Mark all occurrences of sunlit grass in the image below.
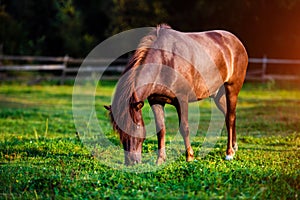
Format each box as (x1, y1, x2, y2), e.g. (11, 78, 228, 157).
(0, 82, 299, 199)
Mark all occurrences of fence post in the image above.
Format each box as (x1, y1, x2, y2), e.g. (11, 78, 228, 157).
(262, 55, 267, 82)
(60, 55, 69, 85)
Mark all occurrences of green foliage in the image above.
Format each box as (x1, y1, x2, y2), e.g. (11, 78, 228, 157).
(1, 1, 300, 58)
(107, 0, 169, 35)
(0, 0, 101, 56)
(0, 82, 299, 199)
(0, 5, 24, 54)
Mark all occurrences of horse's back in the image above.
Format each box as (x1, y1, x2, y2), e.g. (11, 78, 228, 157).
(156, 28, 248, 93)
(157, 28, 247, 76)
(139, 28, 248, 101)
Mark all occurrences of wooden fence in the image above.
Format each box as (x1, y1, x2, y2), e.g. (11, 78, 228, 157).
(247, 55, 300, 81)
(1, 55, 300, 83)
(0, 55, 127, 83)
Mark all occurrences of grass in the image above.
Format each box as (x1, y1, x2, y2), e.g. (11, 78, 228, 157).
(0, 81, 299, 199)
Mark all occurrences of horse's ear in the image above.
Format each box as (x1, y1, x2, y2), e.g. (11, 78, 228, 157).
(132, 101, 144, 110)
(104, 105, 111, 111)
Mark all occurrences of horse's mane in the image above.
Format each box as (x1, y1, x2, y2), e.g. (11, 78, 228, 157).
(123, 24, 171, 74)
(109, 24, 171, 140)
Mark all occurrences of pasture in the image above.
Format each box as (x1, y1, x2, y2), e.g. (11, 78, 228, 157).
(0, 81, 299, 199)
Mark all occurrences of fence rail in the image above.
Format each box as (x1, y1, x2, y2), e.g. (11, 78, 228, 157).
(247, 56, 300, 81)
(0, 55, 128, 64)
(1, 55, 300, 83)
(0, 65, 65, 71)
(249, 57, 300, 65)
(0, 55, 128, 83)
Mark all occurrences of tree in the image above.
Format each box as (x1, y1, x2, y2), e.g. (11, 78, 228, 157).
(0, 5, 23, 55)
(0, 0, 102, 56)
(107, 0, 169, 35)
(1, 0, 300, 58)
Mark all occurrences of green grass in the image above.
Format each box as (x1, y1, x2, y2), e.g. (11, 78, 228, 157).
(0, 82, 299, 199)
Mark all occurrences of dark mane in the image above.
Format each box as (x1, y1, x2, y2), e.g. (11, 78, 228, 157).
(109, 24, 172, 140)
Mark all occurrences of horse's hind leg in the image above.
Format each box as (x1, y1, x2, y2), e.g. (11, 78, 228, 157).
(225, 84, 240, 160)
(151, 103, 167, 165)
(214, 85, 238, 160)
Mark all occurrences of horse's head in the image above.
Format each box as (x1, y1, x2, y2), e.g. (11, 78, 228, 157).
(104, 101, 146, 165)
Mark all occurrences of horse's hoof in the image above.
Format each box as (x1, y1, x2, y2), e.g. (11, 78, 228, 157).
(225, 155, 234, 160)
(186, 155, 194, 162)
(156, 157, 166, 165)
(186, 146, 194, 162)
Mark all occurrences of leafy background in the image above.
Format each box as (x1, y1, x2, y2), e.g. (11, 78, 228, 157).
(1, 0, 300, 58)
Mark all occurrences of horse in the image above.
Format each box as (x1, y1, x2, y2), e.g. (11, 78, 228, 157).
(105, 24, 248, 165)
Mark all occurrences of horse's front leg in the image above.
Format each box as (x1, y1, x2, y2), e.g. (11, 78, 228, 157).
(151, 103, 167, 165)
(176, 99, 194, 162)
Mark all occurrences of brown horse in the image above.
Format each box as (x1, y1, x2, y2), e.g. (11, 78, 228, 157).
(105, 24, 248, 165)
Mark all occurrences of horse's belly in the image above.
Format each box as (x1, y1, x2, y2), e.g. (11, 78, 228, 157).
(176, 64, 224, 102)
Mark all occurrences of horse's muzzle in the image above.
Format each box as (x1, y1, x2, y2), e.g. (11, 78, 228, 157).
(124, 151, 142, 165)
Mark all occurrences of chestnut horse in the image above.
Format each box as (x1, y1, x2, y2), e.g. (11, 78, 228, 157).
(105, 24, 248, 165)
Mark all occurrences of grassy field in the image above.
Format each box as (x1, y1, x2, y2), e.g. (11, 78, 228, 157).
(0, 81, 299, 199)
